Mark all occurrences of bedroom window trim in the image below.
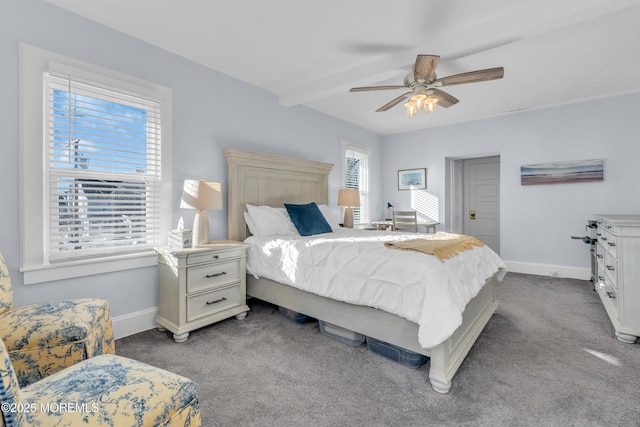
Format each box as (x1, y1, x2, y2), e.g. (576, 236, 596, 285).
(341, 139, 370, 224)
(19, 43, 173, 285)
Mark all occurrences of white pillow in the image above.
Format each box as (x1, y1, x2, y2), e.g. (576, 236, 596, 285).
(318, 204, 342, 231)
(243, 211, 259, 236)
(245, 204, 299, 237)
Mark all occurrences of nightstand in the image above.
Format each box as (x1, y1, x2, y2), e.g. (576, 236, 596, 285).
(155, 240, 250, 342)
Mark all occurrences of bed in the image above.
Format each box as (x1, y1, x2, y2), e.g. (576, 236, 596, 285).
(225, 148, 506, 393)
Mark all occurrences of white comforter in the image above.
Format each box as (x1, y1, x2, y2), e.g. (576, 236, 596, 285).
(245, 229, 507, 349)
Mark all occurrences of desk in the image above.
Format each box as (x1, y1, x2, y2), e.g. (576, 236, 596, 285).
(371, 220, 439, 234)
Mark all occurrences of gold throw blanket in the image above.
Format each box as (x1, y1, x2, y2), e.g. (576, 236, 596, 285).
(384, 232, 485, 262)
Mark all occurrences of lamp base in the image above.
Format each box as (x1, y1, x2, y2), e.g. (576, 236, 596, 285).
(343, 207, 354, 229)
(192, 210, 210, 247)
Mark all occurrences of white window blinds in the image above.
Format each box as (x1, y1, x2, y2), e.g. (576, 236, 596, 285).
(45, 71, 162, 261)
(344, 145, 370, 224)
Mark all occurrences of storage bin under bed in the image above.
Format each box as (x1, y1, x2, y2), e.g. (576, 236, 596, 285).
(319, 321, 366, 346)
(366, 337, 428, 368)
(278, 306, 315, 324)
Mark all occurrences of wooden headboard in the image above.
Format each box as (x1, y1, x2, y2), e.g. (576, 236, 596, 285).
(225, 148, 334, 241)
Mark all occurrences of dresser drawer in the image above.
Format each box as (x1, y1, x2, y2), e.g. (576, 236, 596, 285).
(595, 244, 605, 264)
(186, 248, 243, 266)
(187, 259, 241, 293)
(597, 243, 617, 290)
(598, 228, 618, 256)
(604, 235, 618, 256)
(601, 221, 618, 234)
(599, 278, 619, 319)
(187, 284, 241, 322)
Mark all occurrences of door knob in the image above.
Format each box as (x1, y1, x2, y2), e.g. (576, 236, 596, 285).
(470, 210, 476, 220)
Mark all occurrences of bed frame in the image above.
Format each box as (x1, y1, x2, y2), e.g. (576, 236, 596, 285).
(225, 148, 498, 393)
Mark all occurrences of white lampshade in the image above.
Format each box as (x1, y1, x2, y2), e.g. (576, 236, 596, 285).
(180, 180, 222, 211)
(337, 189, 360, 208)
(338, 189, 360, 229)
(180, 180, 222, 247)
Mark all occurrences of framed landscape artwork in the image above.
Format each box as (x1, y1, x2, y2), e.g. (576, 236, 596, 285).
(398, 168, 426, 190)
(520, 159, 604, 185)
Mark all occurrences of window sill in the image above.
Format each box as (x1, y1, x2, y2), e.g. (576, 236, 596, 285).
(21, 251, 158, 285)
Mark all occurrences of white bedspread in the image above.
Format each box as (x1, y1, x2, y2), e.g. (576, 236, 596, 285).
(245, 229, 507, 349)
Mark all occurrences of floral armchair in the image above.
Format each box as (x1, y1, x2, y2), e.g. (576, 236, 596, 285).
(0, 252, 115, 387)
(0, 338, 201, 426)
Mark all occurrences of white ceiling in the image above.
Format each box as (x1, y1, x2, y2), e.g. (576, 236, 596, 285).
(46, 0, 640, 135)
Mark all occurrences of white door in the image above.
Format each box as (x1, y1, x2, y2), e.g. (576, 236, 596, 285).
(463, 156, 500, 254)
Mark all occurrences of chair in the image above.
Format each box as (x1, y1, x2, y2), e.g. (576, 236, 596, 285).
(392, 211, 418, 232)
(0, 252, 115, 387)
(0, 338, 201, 426)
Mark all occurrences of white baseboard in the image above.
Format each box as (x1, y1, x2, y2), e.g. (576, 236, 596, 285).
(112, 307, 157, 340)
(504, 260, 591, 281)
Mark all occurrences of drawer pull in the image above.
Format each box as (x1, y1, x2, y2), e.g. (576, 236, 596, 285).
(606, 265, 615, 271)
(596, 254, 603, 259)
(601, 237, 607, 241)
(206, 297, 227, 305)
(205, 272, 227, 278)
(607, 242, 616, 247)
(606, 291, 616, 299)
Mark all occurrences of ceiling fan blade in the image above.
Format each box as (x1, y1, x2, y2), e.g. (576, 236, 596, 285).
(430, 89, 459, 108)
(350, 85, 407, 92)
(376, 91, 413, 112)
(414, 55, 439, 83)
(439, 67, 504, 86)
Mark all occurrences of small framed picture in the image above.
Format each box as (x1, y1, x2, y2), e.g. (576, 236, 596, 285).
(398, 168, 426, 190)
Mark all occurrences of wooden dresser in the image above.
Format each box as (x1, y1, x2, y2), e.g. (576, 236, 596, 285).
(594, 214, 640, 343)
(155, 241, 250, 342)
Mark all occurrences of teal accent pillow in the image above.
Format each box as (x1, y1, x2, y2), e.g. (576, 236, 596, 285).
(284, 202, 332, 236)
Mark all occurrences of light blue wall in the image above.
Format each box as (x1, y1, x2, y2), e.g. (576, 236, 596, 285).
(381, 95, 640, 270)
(0, 1, 382, 315)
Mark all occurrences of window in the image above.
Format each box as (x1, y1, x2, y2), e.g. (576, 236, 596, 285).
(20, 44, 172, 284)
(341, 140, 370, 224)
(46, 72, 162, 261)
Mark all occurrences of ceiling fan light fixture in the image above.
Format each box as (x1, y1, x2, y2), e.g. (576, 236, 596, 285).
(404, 99, 418, 116)
(405, 93, 438, 116)
(423, 96, 438, 113)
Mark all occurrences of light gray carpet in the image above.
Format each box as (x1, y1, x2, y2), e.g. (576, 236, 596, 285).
(116, 273, 640, 426)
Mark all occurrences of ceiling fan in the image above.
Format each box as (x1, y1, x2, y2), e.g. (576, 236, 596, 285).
(350, 55, 504, 115)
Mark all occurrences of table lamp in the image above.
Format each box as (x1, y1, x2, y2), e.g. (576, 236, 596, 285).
(338, 189, 360, 228)
(180, 179, 222, 247)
